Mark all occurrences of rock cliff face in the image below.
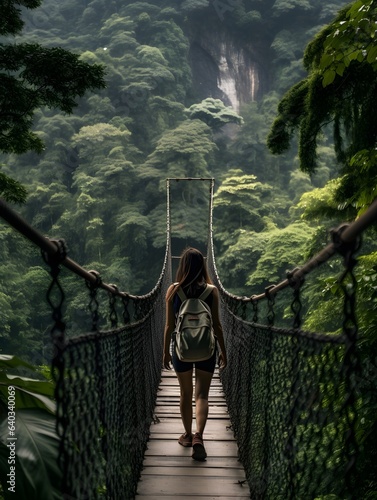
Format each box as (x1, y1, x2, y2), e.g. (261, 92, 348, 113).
(188, 28, 264, 111)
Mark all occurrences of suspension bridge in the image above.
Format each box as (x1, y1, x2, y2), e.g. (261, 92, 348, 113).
(0, 178, 376, 499)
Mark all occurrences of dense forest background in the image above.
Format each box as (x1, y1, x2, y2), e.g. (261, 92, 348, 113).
(1, 0, 376, 362)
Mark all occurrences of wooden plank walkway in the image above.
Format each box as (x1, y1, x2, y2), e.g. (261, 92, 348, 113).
(137, 369, 250, 498)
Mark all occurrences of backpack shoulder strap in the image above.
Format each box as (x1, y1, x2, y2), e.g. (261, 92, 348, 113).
(199, 284, 215, 301)
(177, 287, 187, 302)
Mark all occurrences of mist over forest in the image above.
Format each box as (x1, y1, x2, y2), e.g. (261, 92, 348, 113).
(1, 0, 376, 362)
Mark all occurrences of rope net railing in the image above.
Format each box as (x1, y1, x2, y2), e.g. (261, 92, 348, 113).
(0, 196, 172, 499)
(1, 185, 376, 499)
(207, 190, 377, 499)
(56, 290, 169, 498)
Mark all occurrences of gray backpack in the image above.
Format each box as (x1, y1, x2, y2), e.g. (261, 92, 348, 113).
(174, 284, 216, 362)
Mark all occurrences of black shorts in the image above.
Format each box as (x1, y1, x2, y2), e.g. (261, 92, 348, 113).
(172, 345, 217, 373)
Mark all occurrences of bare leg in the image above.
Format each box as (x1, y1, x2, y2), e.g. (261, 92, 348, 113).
(194, 368, 214, 436)
(176, 369, 193, 436)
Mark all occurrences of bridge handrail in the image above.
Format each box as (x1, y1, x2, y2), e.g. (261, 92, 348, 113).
(209, 196, 377, 303)
(0, 197, 170, 301)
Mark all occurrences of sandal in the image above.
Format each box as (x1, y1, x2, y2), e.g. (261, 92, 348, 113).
(178, 432, 193, 447)
(192, 432, 207, 461)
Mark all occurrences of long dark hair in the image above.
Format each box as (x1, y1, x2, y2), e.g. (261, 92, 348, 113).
(167, 247, 212, 300)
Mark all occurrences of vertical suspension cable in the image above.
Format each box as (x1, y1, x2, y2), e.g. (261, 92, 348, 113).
(207, 178, 221, 289)
(166, 178, 172, 283)
(207, 178, 215, 261)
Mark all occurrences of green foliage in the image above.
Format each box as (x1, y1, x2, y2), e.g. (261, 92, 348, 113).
(268, 0, 377, 213)
(0, 356, 61, 499)
(120, 2, 160, 18)
(267, 78, 309, 156)
(0, 0, 106, 205)
(214, 170, 277, 233)
(287, 181, 377, 337)
(246, 221, 317, 287)
(0, 0, 43, 36)
(0, 43, 106, 155)
(347, 149, 377, 212)
(0, 0, 359, 359)
(212, 168, 294, 294)
(271, 30, 303, 62)
(309, 0, 377, 85)
(181, 0, 209, 12)
(0, 227, 50, 361)
(356, 251, 377, 343)
(71, 123, 131, 159)
(0, 171, 27, 203)
(142, 119, 216, 175)
(186, 98, 243, 130)
(287, 169, 314, 204)
(296, 178, 347, 221)
(272, 0, 313, 17)
(302, 272, 344, 334)
(214, 228, 270, 295)
(230, 94, 299, 186)
(0, 356, 55, 413)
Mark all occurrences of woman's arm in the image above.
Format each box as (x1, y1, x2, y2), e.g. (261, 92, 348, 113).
(211, 287, 227, 369)
(163, 284, 176, 370)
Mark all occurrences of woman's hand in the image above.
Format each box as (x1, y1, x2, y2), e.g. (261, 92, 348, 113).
(218, 352, 227, 369)
(163, 352, 172, 370)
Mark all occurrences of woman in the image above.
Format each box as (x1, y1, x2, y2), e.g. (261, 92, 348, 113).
(163, 247, 227, 461)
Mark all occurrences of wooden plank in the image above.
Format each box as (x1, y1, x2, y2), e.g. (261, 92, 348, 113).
(154, 407, 228, 416)
(137, 496, 249, 500)
(158, 383, 223, 390)
(155, 400, 227, 406)
(158, 375, 223, 382)
(137, 496, 249, 499)
(156, 399, 226, 406)
(148, 434, 234, 443)
(138, 369, 250, 498)
(158, 382, 223, 389)
(153, 414, 230, 422)
(157, 391, 225, 398)
(142, 456, 244, 469)
(149, 420, 234, 435)
(158, 390, 225, 398)
(137, 476, 250, 497)
(141, 467, 246, 478)
(158, 380, 223, 388)
(158, 387, 223, 395)
(158, 376, 223, 382)
(150, 428, 232, 440)
(145, 440, 239, 458)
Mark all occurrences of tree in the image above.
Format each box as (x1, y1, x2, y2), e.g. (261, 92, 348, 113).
(245, 221, 317, 287)
(230, 95, 296, 186)
(180, 0, 209, 13)
(142, 119, 217, 177)
(140, 119, 217, 251)
(212, 169, 292, 293)
(186, 98, 243, 130)
(267, 0, 377, 213)
(271, 0, 313, 17)
(214, 170, 279, 233)
(0, 0, 106, 201)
